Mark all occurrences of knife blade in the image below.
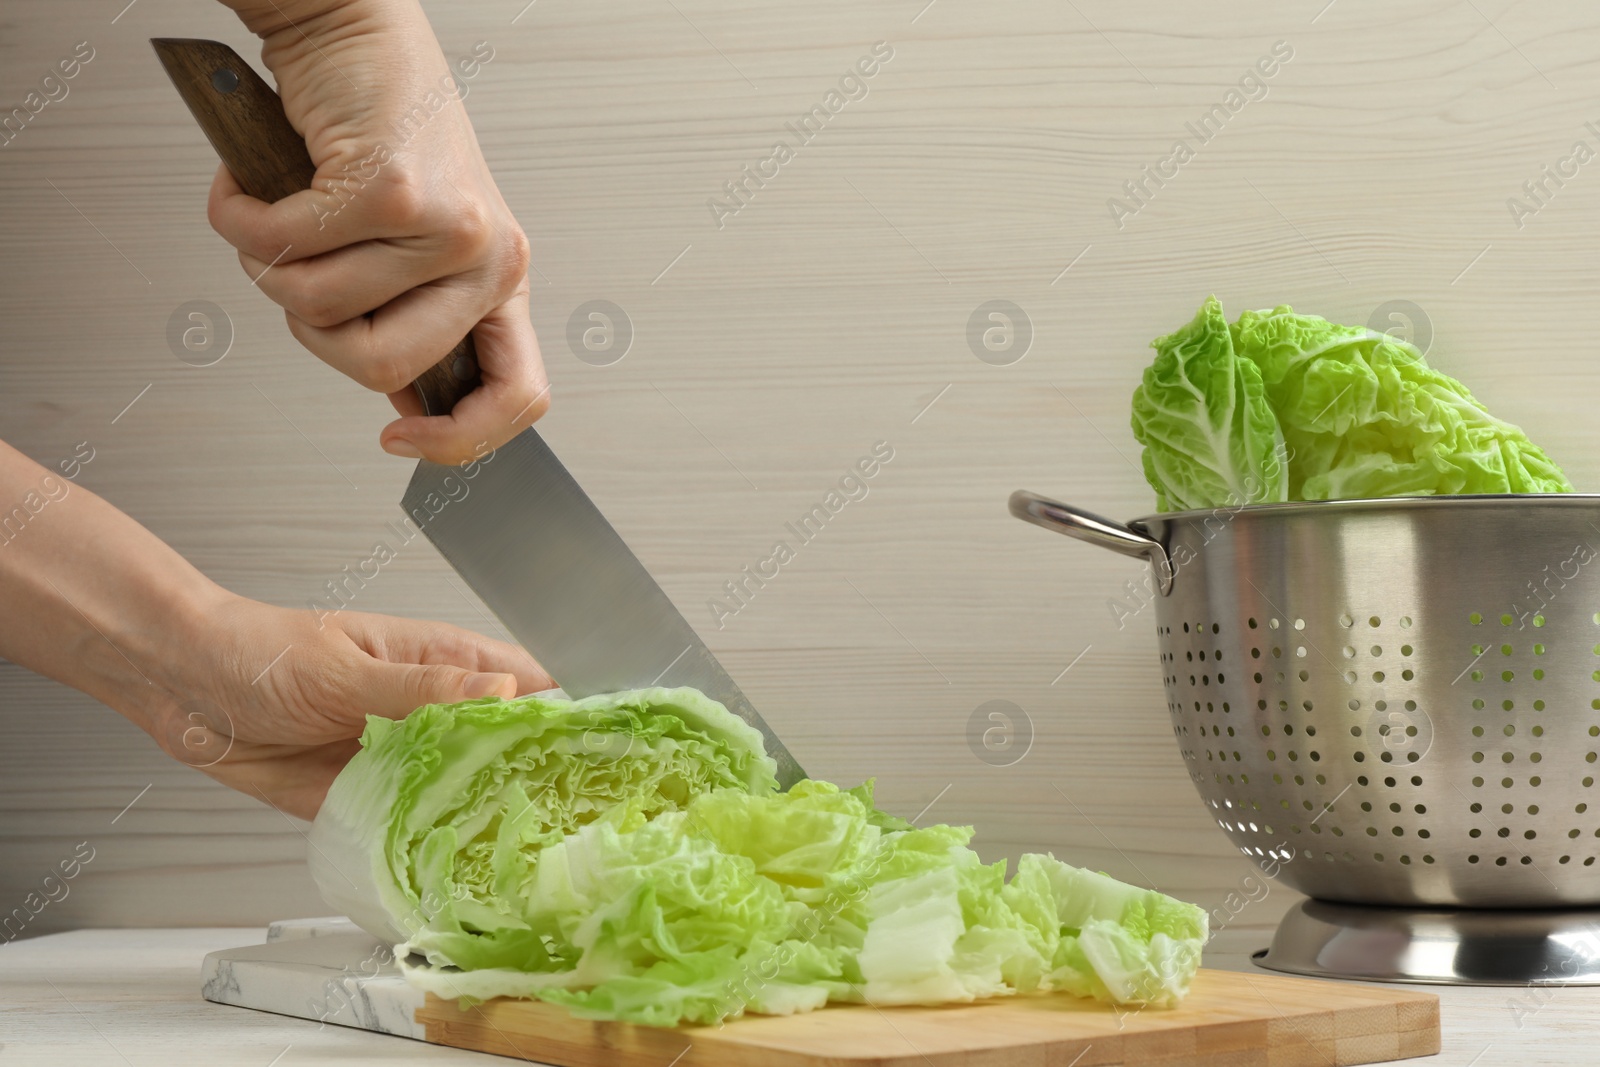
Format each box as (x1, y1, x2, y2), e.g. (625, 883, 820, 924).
(402, 440, 802, 788)
(153, 37, 804, 788)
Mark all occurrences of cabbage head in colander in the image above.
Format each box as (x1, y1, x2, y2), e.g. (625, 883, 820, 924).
(1131, 296, 1572, 510)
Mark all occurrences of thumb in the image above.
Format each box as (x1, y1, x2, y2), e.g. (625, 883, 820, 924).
(364, 660, 518, 720)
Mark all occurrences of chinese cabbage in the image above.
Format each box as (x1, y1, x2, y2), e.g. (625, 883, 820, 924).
(1131, 296, 1571, 510)
(309, 689, 1208, 1026)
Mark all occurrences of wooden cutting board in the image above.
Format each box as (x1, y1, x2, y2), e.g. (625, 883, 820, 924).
(204, 921, 1438, 1066)
(415, 967, 1440, 1067)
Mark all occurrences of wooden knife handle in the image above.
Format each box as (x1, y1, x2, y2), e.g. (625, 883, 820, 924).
(150, 37, 478, 417)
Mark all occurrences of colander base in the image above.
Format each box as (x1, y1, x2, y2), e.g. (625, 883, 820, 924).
(1253, 898, 1600, 985)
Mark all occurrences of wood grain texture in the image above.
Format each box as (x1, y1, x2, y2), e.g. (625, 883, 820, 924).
(412, 969, 1439, 1067)
(148, 37, 316, 202)
(5, 0, 1600, 936)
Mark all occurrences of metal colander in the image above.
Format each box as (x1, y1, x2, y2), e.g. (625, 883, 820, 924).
(1011, 490, 1600, 909)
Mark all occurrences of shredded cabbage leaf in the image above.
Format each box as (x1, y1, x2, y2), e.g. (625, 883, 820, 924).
(1131, 296, 1572, 510)
(309, 688, 1207, 1026)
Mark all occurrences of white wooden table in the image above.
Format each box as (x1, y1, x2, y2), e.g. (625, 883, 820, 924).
(0, 925, 1584, 1065)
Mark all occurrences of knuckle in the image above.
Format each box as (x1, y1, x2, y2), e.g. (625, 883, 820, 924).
(499, 225, 532, 285)
(303, 306, 347, 331)
(360, 356, 414, 395)
(322, 330, 410, 394)
(415, 664, 462, 704)
(285, 279, 346, 330)
(515, 385, 551, 427)
(500, 382, 550, 436)
(222, 217, 289, 266)
(205, 195, 229, 239)
(370, 170, 430, 230)
(444, 198, 494, 258)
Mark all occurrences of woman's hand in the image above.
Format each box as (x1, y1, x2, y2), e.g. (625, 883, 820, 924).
(0, 439, 549, 820)
(212, 0, 548, 463)
(151, 599, 550, 819)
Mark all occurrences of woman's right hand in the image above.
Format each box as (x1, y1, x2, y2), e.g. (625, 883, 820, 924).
(211, 0, 548, 464)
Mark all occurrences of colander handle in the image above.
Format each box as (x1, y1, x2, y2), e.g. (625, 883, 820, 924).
(1008, 491, 1173, 595)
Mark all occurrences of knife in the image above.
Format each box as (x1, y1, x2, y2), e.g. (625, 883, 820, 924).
(152, 38, 804, 789)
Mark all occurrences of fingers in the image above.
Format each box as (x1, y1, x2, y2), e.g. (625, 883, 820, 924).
(363, 660, 520, 720)
(207, 157, 420, 264)
(380, 285, 550, 463)
(239, 235, 484, 330)
(205, 118, 549, 463)
(281, 273, 491, 395)
(272, 238, 540, 465)
(337, 611, 553, 699)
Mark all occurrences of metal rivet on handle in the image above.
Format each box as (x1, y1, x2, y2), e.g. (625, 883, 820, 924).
(211, 67, 239, 94)
(451, 354, 473, 381)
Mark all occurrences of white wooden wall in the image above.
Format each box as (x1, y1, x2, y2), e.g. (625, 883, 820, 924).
(4, 0, 1599, 936)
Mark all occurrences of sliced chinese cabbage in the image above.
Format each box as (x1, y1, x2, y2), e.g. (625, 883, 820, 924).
(307, 687, 777, 952)
(1000, 854, 1207, 1006)
(1130, 296, 1571, 510)
(309, 689, 1208, 1026)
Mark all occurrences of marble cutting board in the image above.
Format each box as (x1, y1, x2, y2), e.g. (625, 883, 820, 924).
(201, 916, 427, 1039)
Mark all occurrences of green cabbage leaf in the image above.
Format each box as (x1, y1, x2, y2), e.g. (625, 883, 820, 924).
(1130, 295, 1287, 512)
(1131, 296, 1572, 510)
(309, 688, 1208, 1026)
